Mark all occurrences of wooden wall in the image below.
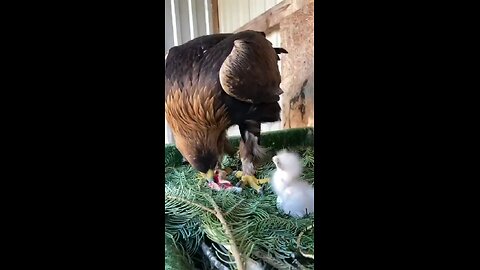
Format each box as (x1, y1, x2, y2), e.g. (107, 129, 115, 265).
(279, 2, 314, 128)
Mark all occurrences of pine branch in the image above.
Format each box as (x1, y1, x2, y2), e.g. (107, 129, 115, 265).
(252, 250, 298, 270)
(165, 235, 195, 270)
(296, 224, 314, 260)
(208, 196, 245, 270)
(167, 192, 247, 269)
(166, 195, 215, 215)
(224, 198, 246, 216)
(201, 242, 230, 270)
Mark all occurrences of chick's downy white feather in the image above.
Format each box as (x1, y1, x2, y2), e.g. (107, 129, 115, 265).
(271, 150, 314, 218)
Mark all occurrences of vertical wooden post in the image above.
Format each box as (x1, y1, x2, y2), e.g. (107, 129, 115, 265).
(211, 0, 220, 33)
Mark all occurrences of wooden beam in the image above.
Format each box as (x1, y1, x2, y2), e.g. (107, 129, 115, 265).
(211, 0, 220, 33)
(234, 0, 313, 34)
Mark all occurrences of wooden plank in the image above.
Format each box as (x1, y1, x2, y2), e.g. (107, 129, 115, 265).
(234, 0, 313, 34)
(211, 0, 220, 33)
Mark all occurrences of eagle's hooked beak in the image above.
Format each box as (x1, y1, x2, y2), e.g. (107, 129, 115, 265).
(201, 169, 214, 181)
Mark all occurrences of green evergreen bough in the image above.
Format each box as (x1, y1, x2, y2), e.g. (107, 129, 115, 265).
(165, 235, 196, 270)
(165, 128, 315, 270)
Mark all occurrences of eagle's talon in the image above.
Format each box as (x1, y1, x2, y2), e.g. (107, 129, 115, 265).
(235, 174, 269, 194)
(234, 171, 244, 178)
(258, 178, 270, 185)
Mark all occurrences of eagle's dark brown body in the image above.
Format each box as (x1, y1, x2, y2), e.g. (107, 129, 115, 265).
(165, 30, 287, 177)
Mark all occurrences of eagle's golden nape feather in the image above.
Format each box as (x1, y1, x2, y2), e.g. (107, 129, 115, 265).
(165, 85, 231, 137)
(165, 84, 232, 173)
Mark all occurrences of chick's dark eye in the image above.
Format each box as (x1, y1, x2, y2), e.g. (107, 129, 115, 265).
(276, 161, 283, 170)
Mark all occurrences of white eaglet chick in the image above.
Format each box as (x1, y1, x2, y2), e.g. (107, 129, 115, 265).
(271, 150, 314, 218)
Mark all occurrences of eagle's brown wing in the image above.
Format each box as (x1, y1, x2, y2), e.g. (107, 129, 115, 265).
(165, 33, 233, 100)
(219, 31, 286, 104)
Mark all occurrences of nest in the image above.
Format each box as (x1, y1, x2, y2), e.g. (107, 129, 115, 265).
(165, 128, 315, 270)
